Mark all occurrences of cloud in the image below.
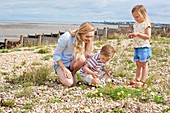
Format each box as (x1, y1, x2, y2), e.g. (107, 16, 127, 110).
(0, 0, 169, 23)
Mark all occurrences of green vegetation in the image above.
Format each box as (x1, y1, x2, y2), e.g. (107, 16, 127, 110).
(37, 48, 50, 54)
(23, 104, 32, 110)
(0, 100, 15, 107)
(32, 62, 42, 65)
(153, 95, 165, 104)
(0, 49, 8, 53)
(47, 98, 61, 103)
(87, 85, 166, 105)
(8, 66, 52, 86)
(41, 54, 53, 61)
(15, 87, 33, 98)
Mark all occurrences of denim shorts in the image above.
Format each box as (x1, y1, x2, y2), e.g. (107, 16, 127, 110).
(54, 62, 73, 74)
(134, 47, 151, 62)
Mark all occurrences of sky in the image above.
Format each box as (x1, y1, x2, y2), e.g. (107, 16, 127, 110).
(0, 0, 170, 24)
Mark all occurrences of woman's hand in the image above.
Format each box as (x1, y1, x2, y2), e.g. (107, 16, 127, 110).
(63, 67, 72, 78)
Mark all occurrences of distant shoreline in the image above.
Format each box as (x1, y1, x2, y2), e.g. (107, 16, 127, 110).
(0, 21, 118, 42)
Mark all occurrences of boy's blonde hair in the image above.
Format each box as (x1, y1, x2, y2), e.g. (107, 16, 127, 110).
(132, 4, 150, 23)
(69, 22, 95, 58)
(100, 44, 115, 58)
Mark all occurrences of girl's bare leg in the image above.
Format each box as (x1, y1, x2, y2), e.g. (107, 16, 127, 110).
(136, 61, 142, 81)
(141, 62, 148, 83)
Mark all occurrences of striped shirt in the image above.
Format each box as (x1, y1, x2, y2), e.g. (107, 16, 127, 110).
(80, 53, 105, 75)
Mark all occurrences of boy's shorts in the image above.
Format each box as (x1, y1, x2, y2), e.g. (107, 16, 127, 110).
(134, 47, 151, 62)
(81, 71, 105, 86)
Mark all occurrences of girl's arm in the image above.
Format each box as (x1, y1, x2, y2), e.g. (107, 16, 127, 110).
(129, 27, 151, 40)
(137, 27, 151, 40)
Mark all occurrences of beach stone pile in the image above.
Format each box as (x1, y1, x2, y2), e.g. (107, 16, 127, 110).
(0, 39, 169, 113)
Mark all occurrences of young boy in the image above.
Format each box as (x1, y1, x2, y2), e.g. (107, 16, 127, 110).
(80, 44, 115, 86)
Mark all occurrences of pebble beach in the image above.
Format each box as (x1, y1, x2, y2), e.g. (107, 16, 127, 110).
(0, 22, 170, 113)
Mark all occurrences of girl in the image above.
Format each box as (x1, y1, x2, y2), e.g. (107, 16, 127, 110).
(128, 5, 151, 87)
(53, 22, 95, 87)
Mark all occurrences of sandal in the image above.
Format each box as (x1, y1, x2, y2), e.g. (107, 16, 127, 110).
(141, 81, 146, 87)
(130, 79, 140, 85)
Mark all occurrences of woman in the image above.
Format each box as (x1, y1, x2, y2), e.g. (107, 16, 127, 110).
(53, 22, 95, 87)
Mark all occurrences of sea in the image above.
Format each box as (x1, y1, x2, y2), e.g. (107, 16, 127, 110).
(0, 20, 118, 42)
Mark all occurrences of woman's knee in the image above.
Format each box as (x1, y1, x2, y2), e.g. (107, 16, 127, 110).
(56, 68, 74, 87)
(63, 79, 74, 87)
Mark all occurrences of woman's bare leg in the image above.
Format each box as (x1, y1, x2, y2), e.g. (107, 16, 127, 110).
(57, 68, 74, 87)
(70, 55, 86, 83)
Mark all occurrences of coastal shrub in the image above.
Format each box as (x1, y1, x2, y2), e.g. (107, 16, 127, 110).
(24, 104, 32, 110)
(87, 84, 167, 105)
(145, 74, 159, 87)
(86, 86, 143, 100)
(21, 61, 26, 65)
(32, 98, 40, 103)
(9, 66, 52, 86)
(11, 48, 22, 52)
(15, 87, 33, 98)
(162, 107, 170, 113)
(47, 98, 61, 103)
(37, 48, 50, 54)
(32, 62, 42, 65)
(41, 54, 53, 61)
(153, 95, 165, 104)
(0, 49, 8, 53)
(76, 72, 81, 81)
(0, 71, 8, 75)
(0, 100, 15, 107)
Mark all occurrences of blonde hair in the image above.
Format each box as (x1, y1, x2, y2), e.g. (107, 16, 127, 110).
(69, 22, 95, 58)
(100, 44, 115, 58)
(132, 5, 151, 23)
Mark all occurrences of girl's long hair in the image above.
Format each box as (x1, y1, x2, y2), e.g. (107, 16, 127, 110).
(132, 5, 151, 23)
(69, 22, 95, 59)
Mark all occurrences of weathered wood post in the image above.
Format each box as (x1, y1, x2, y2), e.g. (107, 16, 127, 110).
(4, 39, 8, 49)
(96, 28, 99, 40)
(20, 35, 24, 47)
(105, 27, 108, 38)
(37, 35, 42, 44)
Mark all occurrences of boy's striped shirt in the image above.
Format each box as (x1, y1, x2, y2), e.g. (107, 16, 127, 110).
(80, 53, 104, 75)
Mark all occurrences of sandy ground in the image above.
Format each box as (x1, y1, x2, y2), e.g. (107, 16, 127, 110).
(0, 23, 118, 42)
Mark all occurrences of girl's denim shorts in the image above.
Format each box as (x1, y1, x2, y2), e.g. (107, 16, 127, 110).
(134, 47, 151, 62)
